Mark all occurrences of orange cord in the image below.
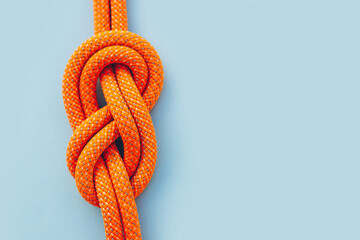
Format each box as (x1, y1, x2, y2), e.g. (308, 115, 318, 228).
(62, 1, 164, 239)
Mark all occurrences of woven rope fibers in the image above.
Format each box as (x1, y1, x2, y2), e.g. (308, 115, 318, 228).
(62, 1, 164, 239)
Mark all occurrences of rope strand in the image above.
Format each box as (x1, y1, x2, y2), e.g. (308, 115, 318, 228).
(63, 1, 163, 239)
(94, 0, 128, 33)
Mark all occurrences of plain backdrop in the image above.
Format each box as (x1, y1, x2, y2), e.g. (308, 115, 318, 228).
(0, 0, 359, 239)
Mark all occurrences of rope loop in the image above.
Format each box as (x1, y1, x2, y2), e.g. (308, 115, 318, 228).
(62, 30, 163, 239)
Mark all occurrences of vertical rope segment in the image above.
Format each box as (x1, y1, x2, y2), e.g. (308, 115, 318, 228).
(62, 1, 164, 239)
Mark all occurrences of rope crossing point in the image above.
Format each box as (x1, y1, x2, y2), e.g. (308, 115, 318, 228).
(62, 0, 164, 239)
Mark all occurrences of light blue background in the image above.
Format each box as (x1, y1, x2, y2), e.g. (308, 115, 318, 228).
(0, 0, 359, 239)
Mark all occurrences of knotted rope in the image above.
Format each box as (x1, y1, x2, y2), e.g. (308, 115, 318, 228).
(62, 0, 164, 239)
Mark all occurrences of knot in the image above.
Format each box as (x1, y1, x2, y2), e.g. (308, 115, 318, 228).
(62, 30, 164, 208)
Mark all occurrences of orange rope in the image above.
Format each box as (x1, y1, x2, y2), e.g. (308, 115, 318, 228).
(62, 0, 163, 239)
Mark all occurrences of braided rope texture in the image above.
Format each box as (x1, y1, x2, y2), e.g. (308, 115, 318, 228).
(62, 0, 164, 239)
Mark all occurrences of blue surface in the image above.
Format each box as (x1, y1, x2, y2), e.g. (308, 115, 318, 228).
(0, 0, 359, 239)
